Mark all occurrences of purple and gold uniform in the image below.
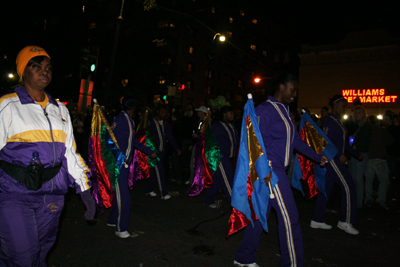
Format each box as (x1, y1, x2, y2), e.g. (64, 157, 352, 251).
(235, 96, 322, 267)
(144, 117, 179, 197)
(204, 121, 239, 206)
(312, 113, 360, 225)
(107, 111, 154, 232)
(0, 86, 91, 266)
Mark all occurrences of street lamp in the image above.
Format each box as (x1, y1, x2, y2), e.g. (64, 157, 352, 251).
(8, 73, 14, 79)
(254, 76, 272, 83)
(205, 33, 225, 104)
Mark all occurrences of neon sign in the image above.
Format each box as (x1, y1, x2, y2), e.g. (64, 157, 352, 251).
(342, 89, 397, 103)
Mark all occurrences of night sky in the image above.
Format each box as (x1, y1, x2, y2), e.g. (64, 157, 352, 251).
(1, 0, 398, 100)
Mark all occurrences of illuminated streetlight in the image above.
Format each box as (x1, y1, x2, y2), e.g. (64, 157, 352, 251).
(343, 114, 348, 120)
(8, 73, 14, 79)
(213, 33, 225, 42)
(377, 114, 383, 120)
(254, 77, 261, 83)
(253, 77, 272, 83)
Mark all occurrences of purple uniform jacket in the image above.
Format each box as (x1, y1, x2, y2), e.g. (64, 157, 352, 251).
(112, 111, 154, 164)
(150, 118, 179, 153)
(256, 96, 322, 169)
(212, 121, 239, 159)
(322, 113, 361, 160)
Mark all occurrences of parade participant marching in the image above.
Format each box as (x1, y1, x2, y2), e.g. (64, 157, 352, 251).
(107, 96, 156, 238)
(233, 73, 328, 267)
(144, 104, 181, 199)
(204, 105, 239, 208)
(0, 46, 95, 266)
(311, 95, 363, 235)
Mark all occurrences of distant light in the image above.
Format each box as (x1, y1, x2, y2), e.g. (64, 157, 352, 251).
(254, 77, 261, 83)
(8, 73, 13, 78)
(163, 95, 167, 101)
(82, 6, 85, 13)
(377, 114, 383, 120)
(90, 63, 96, 72)
(343, 114, 348, 120)
(219, 35, 226, 42)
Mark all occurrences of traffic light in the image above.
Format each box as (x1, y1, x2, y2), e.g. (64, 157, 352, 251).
(178, 83, 185, 90)
(80, 46, 99, 76)
(163, 95, 167, 101)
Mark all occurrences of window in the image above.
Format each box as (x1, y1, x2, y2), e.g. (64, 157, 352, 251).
(250, 44, 256, 51)
(206, 69, 213, 78)
(238, 80, 243, 88)
(121, 79, 128, 87)
(252, 19, 257, 24)
(161, 57, 172, 65)
(240, 10, 245, 16)
(227, 31, 232, 37)
(189, 46, 195, 54)
(169, 23, 175, 28)
(188, 63, 193, 72)
(263, 50, 267, 56)
(187, 81, 192, 89)
(88, 23, 96, 29)
(229, 17, 233, 23)
(159, 76, 166, 84)
(211, 7, 215, 13)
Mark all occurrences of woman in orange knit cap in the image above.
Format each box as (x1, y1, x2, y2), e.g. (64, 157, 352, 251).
(0, 46, 95, 266)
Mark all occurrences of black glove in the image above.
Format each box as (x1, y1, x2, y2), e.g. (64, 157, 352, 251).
(80, 190, 96, 220)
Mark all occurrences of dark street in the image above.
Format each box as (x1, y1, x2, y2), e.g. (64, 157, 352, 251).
(48, 178, 400, 267)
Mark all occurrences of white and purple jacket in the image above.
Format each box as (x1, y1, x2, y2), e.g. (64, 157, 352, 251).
(0, 86, 90, 201)
(256, 96, 322, 169)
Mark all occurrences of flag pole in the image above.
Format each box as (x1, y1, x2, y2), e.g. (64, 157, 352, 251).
(247, 93, 275, 199)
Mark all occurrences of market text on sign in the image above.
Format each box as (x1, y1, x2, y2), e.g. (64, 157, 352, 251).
(342, 89, 397, 103)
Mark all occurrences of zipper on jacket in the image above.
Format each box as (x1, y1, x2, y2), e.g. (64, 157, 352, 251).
(43, 105, 56, 202)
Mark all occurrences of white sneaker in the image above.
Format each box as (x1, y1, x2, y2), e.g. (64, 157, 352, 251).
(146, 191, 157, 197)
(337, 221, 359, 235)
(115, 231, 131, 238)
(107, 223, 116, 227)
(161, 194, 171, 200)
(310, 220, 332, 230)
(233, 260, 260, 267)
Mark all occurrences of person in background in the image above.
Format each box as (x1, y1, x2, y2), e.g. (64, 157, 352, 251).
(234, 73, 328, 267)
(348, 106, 371, 208)
(311, 95, 363, 235)
(364, 115, 393, 209)
(204, 106, 239, 208)
(319, 106, 329, 127)
(169, 110, 183, 183)
(144, 104, 181, 199)
(107, 96, 156, 238)
(186, 106, 208, 185)
(0, 46, 95, 266)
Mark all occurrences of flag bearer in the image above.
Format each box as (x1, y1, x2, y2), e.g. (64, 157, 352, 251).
(234, 73, 328, 267)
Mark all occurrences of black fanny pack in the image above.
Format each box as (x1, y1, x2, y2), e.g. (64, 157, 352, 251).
(0, 161, 62, 191)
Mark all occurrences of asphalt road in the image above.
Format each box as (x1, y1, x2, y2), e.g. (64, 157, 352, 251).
(48, 178, 400, 267)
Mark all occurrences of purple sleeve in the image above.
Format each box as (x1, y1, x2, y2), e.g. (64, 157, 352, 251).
(345, 139, 361, 159)
(293, 131, 323, 163)
(164, 122, 179, 150)
(133, 137, 154, 156)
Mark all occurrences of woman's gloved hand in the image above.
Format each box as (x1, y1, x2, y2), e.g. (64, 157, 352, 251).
(79, 190, 96, 220)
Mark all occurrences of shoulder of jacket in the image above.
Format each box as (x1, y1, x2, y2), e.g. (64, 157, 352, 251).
(0, 92, 19, 109)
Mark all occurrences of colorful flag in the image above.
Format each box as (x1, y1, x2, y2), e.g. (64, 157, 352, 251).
(88, 100, 126, 213)
(134, 110, 160, 183)
(292, 112, 337, 199)
(227, 96, 279, 237)
(187, 111, 221, 196)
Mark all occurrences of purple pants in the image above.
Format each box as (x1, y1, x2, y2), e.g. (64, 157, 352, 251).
(204, 157, 234, 206)
(145, 152, 168, 197)
(235, 168, 304, 267)
(0, 197, 64, 267)
(312, 158, 357, 224)
(108, 166, 131, 232)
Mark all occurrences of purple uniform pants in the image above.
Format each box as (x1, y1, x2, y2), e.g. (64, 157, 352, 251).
(108, 166, 131, 232)
(0, 197, 64, 267)
(235, 168, 304, 267)
(312, 158, 357, 224)
(204, 157, 234, 206)
(145, 152, 168, 197)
